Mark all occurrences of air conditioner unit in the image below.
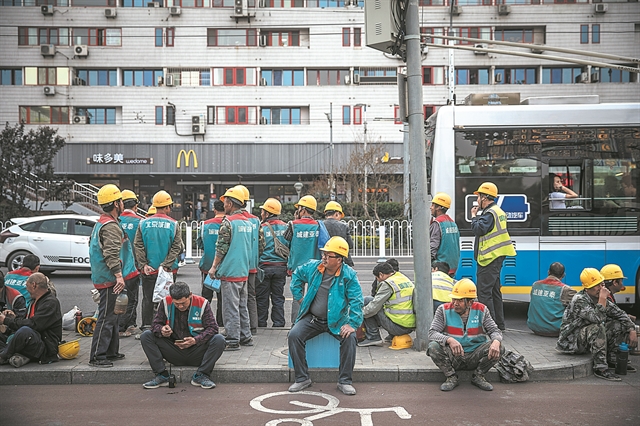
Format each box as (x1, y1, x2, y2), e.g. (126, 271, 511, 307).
(72, 76, 86, 86)
(43, 86, 56, 96)
(157, 76, 164, 86)
(192, 114, 205, 135)
(74, 45, 89, 57)
(259, 34, 267, 47)
(590, 73, 600, 83)
(259, 116, 267, 125)
(259, 77, 267, 86)
(41, 5, 53, 15)
(345, 0, 357, 7)
(165, 75, 174, 86)
(353, 74, 360, 85)
(104, 8, 117, 18)
(530, 45, 544, 54)
(473, 43, 488, 55)
(494, 73, 503, 83)
(73, 115, 88, 124)
(344, 75, 351, 85)
(594, 3, 608, 13)
(234, 0, 247, 16)
(148, 1, 160, 6)
(259, 0, 267, 7)
(451, 5, 462, 16)
(577, 72, 589, 83)
(41, 44, 56, 57)
(170, 6, 181, 16)
(497, 4, 511, 15)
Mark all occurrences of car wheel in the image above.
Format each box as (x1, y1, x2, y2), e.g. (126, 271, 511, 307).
(7, 250, 32, 271)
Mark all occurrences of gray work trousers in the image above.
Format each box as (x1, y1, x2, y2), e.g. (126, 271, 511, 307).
(427, 340, 504, 377)
(363, 296, 414, 340)
(221, 279, 252, 345)
(90, 286, 120, 361)
(247, 272, 258, 331)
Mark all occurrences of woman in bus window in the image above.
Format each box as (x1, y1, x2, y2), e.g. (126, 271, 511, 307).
(549, 174, 578, 209)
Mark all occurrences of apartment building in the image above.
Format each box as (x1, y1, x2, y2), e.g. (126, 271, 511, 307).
(0, 0, 638, 213)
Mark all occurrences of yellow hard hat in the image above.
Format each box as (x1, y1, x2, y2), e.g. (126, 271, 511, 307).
(220, 187, 245, 204)
(450, 278, 477, 299)
(260, 198, 282, 215)
(432, 192, 451, 209)
(146, 206, 157, 217)
(235, 185, 250, 202)
(320, 236, 349, 258)
(58, 339, 80, 360)
(121, 189, 138, 203)
(600, 264, 626, 281)
(77, 317, 97, 336)
(580, 268, 604, 289)
(97, 184, 122, 205)
(324, 201, 344, 218)
(295, 195, 317, 211)
(474, 182, 498, 198)
(390, 334, 413, 350)
(152, 190, 173, 208)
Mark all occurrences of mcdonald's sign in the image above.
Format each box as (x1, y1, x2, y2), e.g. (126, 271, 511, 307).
(176, 149, 198, 169)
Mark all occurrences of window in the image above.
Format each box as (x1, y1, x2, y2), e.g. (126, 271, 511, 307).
(263, 30, 300, 47)
(419, 0, 445, 5)
(307, 69, 350, 86)
(424, 105, 439, 119)
(1, 69, 22, 85)
(342, 106, 351, 125)
(155, 28, 163, 47)
(342, 28, 350, 47)
(73, 0, 117, 5)
(495, 28, 534, 44)
(455, 68, 490, 85)
(542, 67, 582, 84)
(166, 106, 175, 125)
(207, 106, 215, 125)
(421, 27, 445, 45)
(455, 27, 491, 45)
(20, 106, 70, 124)
(123, 69, 163, 86)
(177, 0, 205, 6)
(354, 106, 362, 125)
(580, 25, 589, 44)
(354, 28, 362, 47)
(422, 67, 445, 85)
(261, 107, 302, 125)
(74, 107, 116, 124)
(24, 67, 69, 86)
(207, 29, 257, 47)
(354, 68, 398, 85)
(72, 28, 121, 46)
(215, 106, 259, 125)
(75, 69, 117, 86)
(155, 106, 163, 125)
(212, 67, 256, 86)
(494, 68, 536, 84)
(596, 68, 635, 83)
(592, 24, 600, 44)
(212, 0, 234, 6)
(260, 69, 304, 86)
(155, 28, 175, 47)
(393, 106, 402, 124)
(267, 0, 304, 6)
(122, 0, 158, 6)
(166, 69, 210, 86)
(19, 27, 69, 46)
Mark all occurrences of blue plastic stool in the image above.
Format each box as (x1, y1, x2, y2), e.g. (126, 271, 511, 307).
(288, 332, 340, 369)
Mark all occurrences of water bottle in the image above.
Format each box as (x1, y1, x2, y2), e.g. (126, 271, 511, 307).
(75, 309, 82, 332)
(114, 290, 128, 315)
(615, 342, 629, 376)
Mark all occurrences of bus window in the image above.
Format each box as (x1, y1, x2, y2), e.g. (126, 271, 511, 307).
(548, 166, 582, 210)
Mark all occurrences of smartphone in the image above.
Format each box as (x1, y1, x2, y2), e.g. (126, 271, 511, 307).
(472, 201, 479, 207)
(174, 339, 185, 344)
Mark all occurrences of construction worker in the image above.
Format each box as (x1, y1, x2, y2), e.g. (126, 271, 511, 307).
(431, 261, 455, 311)
(118, 189, 143, 337)
(284, 194, 321, 324)
(198, 200, 225, 308)
(0, 271, 26, 346)
(146, 206, 156, 217)
(470, 182, 516, 330)
(208, 187, 253, 351)
(321, 201, 354, 267)
(429, 192, 460, 275)
(89, 184, 135, 367)
(601, 264, 639, 355)
(427, 279, 504, 392)
(257, 198, 289, 328)
(134, 190, 184, 331)
(235, 185, 261, 335)
(526, 262, 576, 337)
(4, 254, 40, 305)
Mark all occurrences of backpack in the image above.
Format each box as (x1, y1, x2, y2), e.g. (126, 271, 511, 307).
(317, 220, 330, 249)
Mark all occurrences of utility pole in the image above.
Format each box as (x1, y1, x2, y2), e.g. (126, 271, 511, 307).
(403, 122, 410, 217)
(363, 106, 368, 214)
(406, 0, 433, 351)
(325, 103, 335, 200)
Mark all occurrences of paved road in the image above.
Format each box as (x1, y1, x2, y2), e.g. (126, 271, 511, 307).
(1, 376, 638, 426)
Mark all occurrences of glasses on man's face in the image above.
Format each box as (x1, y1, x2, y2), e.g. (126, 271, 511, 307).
(321, 252, 340, 259)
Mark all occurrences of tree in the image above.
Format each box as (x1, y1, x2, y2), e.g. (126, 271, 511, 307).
(0, 122, 71, 219)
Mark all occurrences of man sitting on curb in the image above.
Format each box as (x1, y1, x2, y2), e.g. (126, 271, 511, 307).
(140, 282, 226, 389)
(556, 268, 637, 381)
(601, 264, 638, 356)
(431, 261, 455, 312)
(527, 262, 576, 337)
(0, 271, 27, 345)
(358, 261, 415, 347)
(0, 273, 62, 368)
(4, 254, 41, 305)
(427, 279, 504, 392)
(288, 236, 363, 396)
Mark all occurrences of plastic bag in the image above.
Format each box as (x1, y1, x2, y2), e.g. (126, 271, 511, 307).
(153, 267, 174, 303)
(62, 306, 80, 330)
(203, 274, 221, 292)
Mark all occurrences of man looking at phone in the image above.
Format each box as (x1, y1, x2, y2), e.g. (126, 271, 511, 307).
(140, 282, 226, 389)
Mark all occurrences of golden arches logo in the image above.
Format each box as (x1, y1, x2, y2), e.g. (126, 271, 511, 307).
(176, 149, 198, 169)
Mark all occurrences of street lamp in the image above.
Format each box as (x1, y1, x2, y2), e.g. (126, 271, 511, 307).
(324, 102, 335, 201)
(294, 181, 303, 200)
(355, 103, 368, 213)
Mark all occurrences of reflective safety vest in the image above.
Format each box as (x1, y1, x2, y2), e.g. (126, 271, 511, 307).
(4, 267, 33, 305)
(119, 210, 142, 247)
(260, 219, 288, 264)
(164, 294, 208, 336)
(287, 218, 320, 274)
(242, 211, 261, 274)
(90, 215, 138, 289)
(199, 217, 223, 273)
(433, 214, 460, 273)
(139, 213, 181, 272)
(216, 214, 252, 281)
(2, 285, 24, 312)
(443, 301, 489, 353)
(477, 204, 516, 267)
(382, 271, 416, 328)
(432, 271, 454, 303)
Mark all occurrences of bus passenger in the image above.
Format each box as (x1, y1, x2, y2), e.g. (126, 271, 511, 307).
(549, 174, 578, 209)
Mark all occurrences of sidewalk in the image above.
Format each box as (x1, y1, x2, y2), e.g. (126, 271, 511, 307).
(0, 326, 592, 386)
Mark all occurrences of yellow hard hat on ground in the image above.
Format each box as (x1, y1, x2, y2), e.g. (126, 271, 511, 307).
(97, 184, 122, 205)
(474, 182, 498, 198)
(390, 334, 413, 350)
(581, 268, 604, 289)
(324, 201, 344, 218)
(235, 185, 250, 202)
(600, 264, 626, 281)
(146, 206, 157, 217)
(320, 236, 349, 258)
(58, 339, 80, 360)
(432, 192, 451, 209)
(152, 190, 173, 208)
(220, 187, 245, 204)
(77, 317, 97, 336)
(295, 195, 317, 211)
(450, 278, 477, 299)
(121, 189, 138, 203)
(260, 198, 282, 215)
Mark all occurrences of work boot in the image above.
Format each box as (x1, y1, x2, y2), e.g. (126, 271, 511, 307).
(471, 373, 493, 391)
(337, 383, 357, 395)
(288, 378, 312, 392)
(594, 369, 621, 381)
(357, 338, 383, 347)
(9, 353, 30, 368)
(440, 375, 459, 391)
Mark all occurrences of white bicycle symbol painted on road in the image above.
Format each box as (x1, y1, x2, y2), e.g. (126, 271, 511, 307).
(250, 390, 412, 426)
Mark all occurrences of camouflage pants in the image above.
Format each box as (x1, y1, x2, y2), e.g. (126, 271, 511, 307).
(575, 323, 608, 371)
(427, 341, 504, 377)
(605, 319, 632, 363)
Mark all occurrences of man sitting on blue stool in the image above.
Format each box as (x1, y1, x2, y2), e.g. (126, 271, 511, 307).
(287, 236, 363, 395)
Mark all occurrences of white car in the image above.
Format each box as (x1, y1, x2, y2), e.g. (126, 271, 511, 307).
(0, 214, 99, 272)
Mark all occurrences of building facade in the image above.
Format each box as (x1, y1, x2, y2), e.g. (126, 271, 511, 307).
(1, 0, 638, 216)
